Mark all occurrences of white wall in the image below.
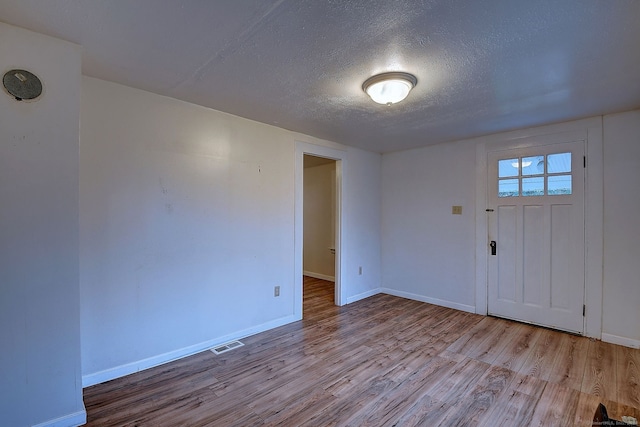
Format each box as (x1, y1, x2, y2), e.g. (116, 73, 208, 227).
(342, 147, 383, 303)
(303, 162, 336, 280)
(0, 23, 85, 427)
(381, 140, 477, 312)
(80, 77, 294, 383)
(602, 110, 640, 347)
(80, 77, 383, 384)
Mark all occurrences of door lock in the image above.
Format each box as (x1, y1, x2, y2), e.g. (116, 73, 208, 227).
(489, 240, 497, 256)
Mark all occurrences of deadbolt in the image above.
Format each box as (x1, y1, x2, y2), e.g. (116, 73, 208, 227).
(489, 241, 497, 256)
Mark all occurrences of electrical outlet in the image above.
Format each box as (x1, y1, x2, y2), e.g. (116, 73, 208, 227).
(452, 205, 462, 215)
(274, 286, 280, 297)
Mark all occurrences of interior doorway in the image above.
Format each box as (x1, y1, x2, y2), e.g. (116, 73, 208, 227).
(303, 155, 337, 279)
(303, 155, 337, 313)
(294, 142, 345, 321)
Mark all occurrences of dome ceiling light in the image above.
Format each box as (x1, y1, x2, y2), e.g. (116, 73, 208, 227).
(362, 72, 417, 106)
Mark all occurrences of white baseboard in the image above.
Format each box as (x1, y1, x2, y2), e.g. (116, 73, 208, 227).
(303, 271, 335, 282)
(33, 408, 86, 427)
(346, 288, 381, 304)
(601, 333, 640, 349)
(82, 314, 299, 387)
(380, 288, 476, 314)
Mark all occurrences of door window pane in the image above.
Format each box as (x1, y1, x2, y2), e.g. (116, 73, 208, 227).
(548, 175, 572, 195)
(499, 159, 519, 178)
(498, 179, 519, 197)
(548, 153, 571, 173)
(522, 177, 544, 196)
(522, 156, 544, 176)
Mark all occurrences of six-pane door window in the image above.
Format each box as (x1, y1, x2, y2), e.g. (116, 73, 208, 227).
(498, 152, 572, 197)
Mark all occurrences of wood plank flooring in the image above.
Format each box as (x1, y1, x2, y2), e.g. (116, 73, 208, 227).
(83, 277, 640, 426)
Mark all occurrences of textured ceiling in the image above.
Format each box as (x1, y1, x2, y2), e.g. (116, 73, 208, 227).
(1, 0, 639, 153)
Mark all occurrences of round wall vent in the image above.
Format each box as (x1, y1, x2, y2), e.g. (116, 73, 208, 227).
(3, 69, 42, 101)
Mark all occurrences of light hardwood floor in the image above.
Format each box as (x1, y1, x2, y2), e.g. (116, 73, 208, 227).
(83, 277, 640, 426)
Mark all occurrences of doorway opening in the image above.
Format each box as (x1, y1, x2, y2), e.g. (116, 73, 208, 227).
(294, 142, 346, 321)
(303, 155, 337, 312)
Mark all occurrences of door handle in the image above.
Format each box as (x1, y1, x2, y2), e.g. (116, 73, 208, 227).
(489, 240, 497, 256)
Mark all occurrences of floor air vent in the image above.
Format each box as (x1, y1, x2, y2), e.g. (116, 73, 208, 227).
(211, 340, 244, 355)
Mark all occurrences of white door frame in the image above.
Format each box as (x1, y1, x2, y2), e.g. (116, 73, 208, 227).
(474, 117, 604, 339)
(294, 141, 347, 320)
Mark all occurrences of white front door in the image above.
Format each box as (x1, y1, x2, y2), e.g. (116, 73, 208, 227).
(487, 140, 585, 334)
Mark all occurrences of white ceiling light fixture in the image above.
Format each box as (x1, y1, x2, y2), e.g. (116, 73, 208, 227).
(362, 72, 417, 105)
